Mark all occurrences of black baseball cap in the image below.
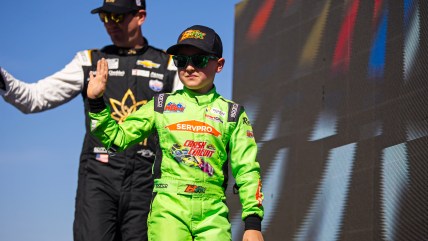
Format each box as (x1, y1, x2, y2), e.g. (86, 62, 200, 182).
(91, 0, 146, 14)
(166, 25, 223, 58)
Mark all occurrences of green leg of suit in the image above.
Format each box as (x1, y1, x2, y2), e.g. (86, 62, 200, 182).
(148, 192, 231, 241)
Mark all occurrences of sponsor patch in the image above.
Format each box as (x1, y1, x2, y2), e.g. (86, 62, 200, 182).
(230, 103, 239, 120)
(109, 89, 147, 123)
(93, 147, 107, 154)
(149, 79, 164, 92)
(205, 114, 223, 123)
(165, 102, 185, 112)
(166, 120, 221, 136)
(109, 70, 125, 77)
(206, 106, 226, 116)
(157, 93, 165, 108)
(137, 60, 161, 69)
(78, 50, 92, 66)
(150, 72, 164, 80)
(183, 140, 215, 157)
(170, 143, 215, 176)
(155, 184, 168, 189)
(132, 69, 150, 77)
(184, 184, 206, 193)
(106, 58, 119, 69)
(243, 117, 251, 125)
(180, 30, 206, 42)
(247, 130, 254, 138)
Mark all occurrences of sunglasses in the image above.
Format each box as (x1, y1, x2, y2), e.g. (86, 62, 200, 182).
(172, 55, 219, 69)
(98, 11, 137, 23)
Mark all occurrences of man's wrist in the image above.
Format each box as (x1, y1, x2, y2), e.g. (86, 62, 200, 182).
(88, 96, 107, 113)
(244, 215, 262, 231)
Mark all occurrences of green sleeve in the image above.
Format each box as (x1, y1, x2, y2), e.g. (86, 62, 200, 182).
(228, 109, 264, 221)
(88, 100, 156, 152)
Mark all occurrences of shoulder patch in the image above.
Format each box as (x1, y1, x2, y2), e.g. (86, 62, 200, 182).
(228, 102, 242, 122)
(154, 93, 170, 113)
(77, 50, 93, 66)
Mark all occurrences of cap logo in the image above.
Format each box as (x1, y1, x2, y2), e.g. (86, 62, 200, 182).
(180, 30, 206, 42)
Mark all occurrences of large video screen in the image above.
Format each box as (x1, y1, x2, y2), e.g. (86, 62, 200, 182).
(227, 1, 428, 240)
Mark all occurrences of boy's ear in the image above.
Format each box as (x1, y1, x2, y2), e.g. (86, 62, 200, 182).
(137, 10, 147, 25)
(216, 58, 225, 73)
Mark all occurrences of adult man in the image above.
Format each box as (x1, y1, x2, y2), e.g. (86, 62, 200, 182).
(0, 0, 180, 240)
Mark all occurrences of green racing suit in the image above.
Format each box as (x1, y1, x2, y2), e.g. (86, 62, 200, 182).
(88, 86, 264, 241)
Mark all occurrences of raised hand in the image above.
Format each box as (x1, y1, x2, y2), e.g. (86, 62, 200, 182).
(87, 58, 109, 99)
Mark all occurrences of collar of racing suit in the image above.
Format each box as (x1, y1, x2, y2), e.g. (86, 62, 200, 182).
(102, 37, 150, 56)
(182, 85, 219, 106)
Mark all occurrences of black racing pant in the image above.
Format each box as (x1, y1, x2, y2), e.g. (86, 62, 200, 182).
(73, 152, 153, 241)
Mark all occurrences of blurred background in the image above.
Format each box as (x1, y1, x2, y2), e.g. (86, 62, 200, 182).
(0, 1, 239, 240)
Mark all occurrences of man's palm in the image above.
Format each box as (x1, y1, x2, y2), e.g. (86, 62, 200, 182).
(87, 58, 108, 99)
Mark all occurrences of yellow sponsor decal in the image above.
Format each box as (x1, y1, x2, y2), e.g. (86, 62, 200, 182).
(109, 89, 148, 145)
(137, 60, 161, 69)
(180, 30, 206, 42)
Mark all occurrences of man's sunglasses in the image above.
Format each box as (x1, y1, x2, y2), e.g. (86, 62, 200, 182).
(172, 55, 219, 69)
(98, 11, 137, 23)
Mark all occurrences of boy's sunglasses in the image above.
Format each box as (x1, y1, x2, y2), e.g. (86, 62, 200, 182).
(98, 11, 137, 23)
(172, 55, 219, 69)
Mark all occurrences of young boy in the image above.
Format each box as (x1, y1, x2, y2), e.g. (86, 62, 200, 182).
(87, 25, 264, 241)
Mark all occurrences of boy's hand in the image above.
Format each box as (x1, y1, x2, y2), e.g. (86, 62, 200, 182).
(242, 230, 264, 241)
(87, 58, 108, 99)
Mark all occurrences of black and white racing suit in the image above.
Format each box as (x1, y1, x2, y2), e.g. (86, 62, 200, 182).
(0, 40, 181, 241)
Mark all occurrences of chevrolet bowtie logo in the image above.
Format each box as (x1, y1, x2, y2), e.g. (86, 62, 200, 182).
(137, 60, 161, 69)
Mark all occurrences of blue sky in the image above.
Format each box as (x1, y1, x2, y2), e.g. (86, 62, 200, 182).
(0, 1, 240, 240)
